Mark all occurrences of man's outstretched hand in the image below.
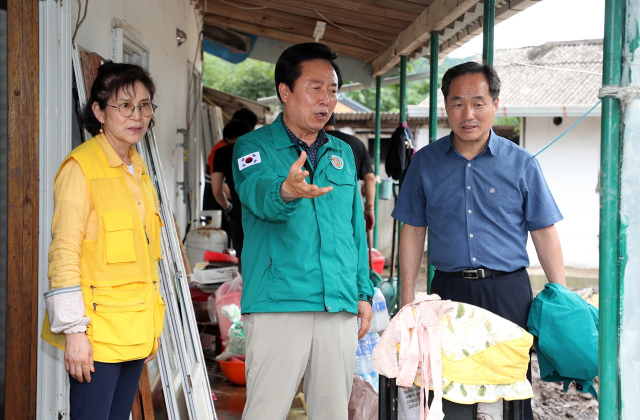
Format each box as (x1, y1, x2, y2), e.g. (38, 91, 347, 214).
(280, 151, 333, 203)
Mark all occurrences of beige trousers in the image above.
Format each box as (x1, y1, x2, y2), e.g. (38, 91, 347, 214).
(242, 311, 358, 420)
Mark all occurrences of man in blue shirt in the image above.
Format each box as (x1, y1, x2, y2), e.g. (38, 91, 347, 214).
(392, 62, 566, 420)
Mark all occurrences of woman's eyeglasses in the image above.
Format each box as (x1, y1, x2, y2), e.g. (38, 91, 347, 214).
(106, 102, 158, 118)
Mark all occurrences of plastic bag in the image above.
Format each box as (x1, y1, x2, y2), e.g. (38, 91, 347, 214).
(348, 374, 378, 420)
(215, 274, 243, 344)
(216, 304, 246, 361)
(207, 294, 217, 324)
(398, 385, 421, 420)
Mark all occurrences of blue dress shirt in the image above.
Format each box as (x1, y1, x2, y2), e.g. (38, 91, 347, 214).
(392, 130, 563, 272)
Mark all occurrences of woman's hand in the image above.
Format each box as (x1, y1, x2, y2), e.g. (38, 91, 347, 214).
(65, 332, 95, 383)
(144, 338, 161, 364)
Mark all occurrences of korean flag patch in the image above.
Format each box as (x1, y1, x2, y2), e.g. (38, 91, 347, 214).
(238, 152, 262, 171)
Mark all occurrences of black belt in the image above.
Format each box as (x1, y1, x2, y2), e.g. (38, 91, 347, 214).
(440, 268, 514, 279)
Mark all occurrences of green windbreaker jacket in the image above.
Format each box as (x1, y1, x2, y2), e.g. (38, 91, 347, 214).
(232, 116, 373, 315)
(527, 283, 599, 399)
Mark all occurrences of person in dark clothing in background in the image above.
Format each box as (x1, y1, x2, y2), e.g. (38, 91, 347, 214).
(232, 108, 258, 131)
(203, 119, 254, 247)
(211, 120, 252, 258)
(203, 109, 258, 212)
(324, 114, 376, 231)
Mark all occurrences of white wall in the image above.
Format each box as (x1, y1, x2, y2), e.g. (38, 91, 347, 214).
(522, 116, 601, 269)
(71, 0, 202, 234)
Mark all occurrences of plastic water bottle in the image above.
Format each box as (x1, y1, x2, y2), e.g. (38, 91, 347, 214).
(371, 288, 390, 332)
(356, 332, 380, 392)
(354, 340, 368, 375)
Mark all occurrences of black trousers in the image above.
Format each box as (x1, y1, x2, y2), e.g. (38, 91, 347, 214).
(431, 268, 534, 420)
(69, 358, 145, 420)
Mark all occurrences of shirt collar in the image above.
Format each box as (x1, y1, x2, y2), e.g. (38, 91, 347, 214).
(279, 113, 329, 150)
(95, 132, 145, 173)
(444, 129, 499, 157)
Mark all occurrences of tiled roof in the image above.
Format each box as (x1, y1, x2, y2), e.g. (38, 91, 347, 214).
(493, 39, 603, 107)
(422, 39, 603, 109)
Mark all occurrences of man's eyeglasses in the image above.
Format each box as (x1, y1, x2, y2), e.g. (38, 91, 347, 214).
(106, 102, 158, 118)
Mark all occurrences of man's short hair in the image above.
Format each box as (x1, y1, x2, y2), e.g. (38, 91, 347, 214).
(232, 108, 258, 130)
(223, 119, 252, 140)
(441, 62, 501, 101)
(275, 43, 343, 101)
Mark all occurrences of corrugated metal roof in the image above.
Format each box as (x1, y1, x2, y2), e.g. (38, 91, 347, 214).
(334, 112, 428, 124)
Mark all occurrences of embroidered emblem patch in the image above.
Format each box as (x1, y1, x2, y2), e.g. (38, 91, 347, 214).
(238, 152, 262, 171)
(330, 155, 344, 170)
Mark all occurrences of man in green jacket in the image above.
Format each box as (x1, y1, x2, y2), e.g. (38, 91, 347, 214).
(233, 43, 373, 419)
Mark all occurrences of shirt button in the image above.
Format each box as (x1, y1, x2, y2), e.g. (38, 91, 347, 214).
(138, 202, 142, 205)
(470, 234, 474, 238)
(468, 209, 472, 214)
(472, 258, 477, 262)
(327, 306, 332, 311)
(466, 186, 471, 190)
(490, 188, 495, 193)
(467, 163, 471, 167)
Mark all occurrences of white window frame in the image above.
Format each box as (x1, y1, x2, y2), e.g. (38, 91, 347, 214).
(111, 21, 149, 69)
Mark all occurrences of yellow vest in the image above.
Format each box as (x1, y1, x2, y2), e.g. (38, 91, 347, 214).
(42, 137, 166, 362)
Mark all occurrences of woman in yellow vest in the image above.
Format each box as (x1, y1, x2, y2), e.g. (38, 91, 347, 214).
(43, 62, 165, 419)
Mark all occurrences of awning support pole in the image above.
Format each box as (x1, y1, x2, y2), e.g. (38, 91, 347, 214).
(600, 0, 624, 418)
(373, 76, 381, 249)
(426, 32, 439, 293)
(396, 55, 407, 309)
(482, 0, 495, 65)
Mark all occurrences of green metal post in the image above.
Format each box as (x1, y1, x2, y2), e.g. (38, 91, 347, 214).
(482, 0, 495, 65)
(396, 55, 407, 309)
(400, 56, 407, 122)
(373, 76, 381, 249)
(426, 33, 439, 294)
(600, 0, 624, 418)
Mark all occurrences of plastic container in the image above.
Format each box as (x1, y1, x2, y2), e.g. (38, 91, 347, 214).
(355, 332, 380, 392)
(380, 178, 393, 200)
(368, 248, 385, 274)
(370, 287, 390, 332)
(184, 211, 227, 267)
(218, 359, 246, 385)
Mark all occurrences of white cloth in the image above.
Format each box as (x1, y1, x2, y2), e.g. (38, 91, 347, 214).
(44, 285, 90, 334)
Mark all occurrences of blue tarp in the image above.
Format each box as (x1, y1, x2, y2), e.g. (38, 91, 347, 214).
(203, 34, 257, 64)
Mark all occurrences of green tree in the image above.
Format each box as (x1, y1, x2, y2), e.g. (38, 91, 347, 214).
(202, 54, 470, 112)
(202, 53, 276, 101)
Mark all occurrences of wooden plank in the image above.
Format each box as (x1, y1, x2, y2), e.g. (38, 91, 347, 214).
(204, 11, 389, 51)
(266, 0, 420, 22)
(334, 0, 427, 14)
(131, 392, 143, 420)
(371, 0, 480, 76)
(204, 3, 399, 43)
(80, 51, 107, 99)
(139, 365, 155, 419)
(5, 0, 39, 418)
(207, 15, 377, 60)
(215, 0, 410, 29)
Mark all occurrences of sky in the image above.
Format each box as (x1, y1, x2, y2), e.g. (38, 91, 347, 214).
(449, 0, 605, 58)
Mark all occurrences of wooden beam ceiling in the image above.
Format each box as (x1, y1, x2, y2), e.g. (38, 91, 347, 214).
(203, 0, 541, 77)
(371, 0, 478, 76)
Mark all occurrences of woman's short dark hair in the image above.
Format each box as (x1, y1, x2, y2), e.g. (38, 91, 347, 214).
(441, 62, 501, 101)
(81, 61, 157, 136)
(223, 119, 252, 140)
(274, 43, 343, 101)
